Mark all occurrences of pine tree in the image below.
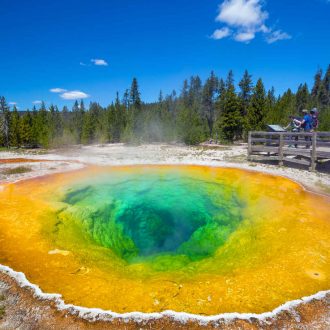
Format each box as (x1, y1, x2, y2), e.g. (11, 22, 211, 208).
(37, 102, 50, 147)
(318, 84, 329, 107)
(158, 90, 163, 103)
(181, 79, 190, 108)
(319, 107, 330, 131)
(216, 71, 241, 142)
(48, 104, 56, 143)
(296, 83, 310, 112)
(267, 87, 276, 108)
(245, 79, 267, 133)
(30, 106, 39, 147)
(188, 76, 202, 109)
(48, 105, 63, 146)
(20, 111, 33, 146)
(323, 65, 330, 104)
(130, 78, 141, 110)
(160, 98, 173, 142)
(1, 65, 329, 147)
(238, 70, 253, 116)
(111, 93, 126, 142)
(9, 105, 21, 147)
(122, 89, 130, 110)
(311, 69, 323, 99)
(276, 89, 296, 125)
(218, 79, 225, 98)
(202, 71, 219, 137)
(128, 78, 144, 141)
(54, 106, 63, 139)
(72, 100, 84, 143)
(176, 107, 207, 145)
(265, 87, 277, 124)
(0, 96, 10, 147)
(81, 111, 93, 144)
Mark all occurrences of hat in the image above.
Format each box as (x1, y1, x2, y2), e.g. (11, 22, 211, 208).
(302, 109, 308, 113)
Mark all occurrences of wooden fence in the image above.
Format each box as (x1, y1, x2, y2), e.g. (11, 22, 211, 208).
(248, 131, 330, 171)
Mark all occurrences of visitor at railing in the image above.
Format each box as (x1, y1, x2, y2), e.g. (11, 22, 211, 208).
(285, 116, 301, 132)
(285, 115, 301, 148)
(310, 108, 319, 132)
(295, 109, 313, 148)
(298, 109, 313, 132)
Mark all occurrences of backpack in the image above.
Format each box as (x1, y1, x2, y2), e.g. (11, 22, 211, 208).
(311, 113, 319, 129)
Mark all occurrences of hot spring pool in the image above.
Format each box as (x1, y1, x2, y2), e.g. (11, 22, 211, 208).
(0, 165, 329, 315)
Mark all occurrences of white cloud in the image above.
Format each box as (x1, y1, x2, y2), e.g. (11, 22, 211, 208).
(60, 90, 90, 100)
(266, 30, 292, 44)
(32, 100, 42, 105)
(234, 31, 255, 42)
(50, 88, 67, 93)
(212, 0, 290, 43)
(211, 27, 232, 40)
(80, 62, 87, 66)
(91, 59, 108, 66)
(9, 102, 17, 105)
(216, 0, 268, 28)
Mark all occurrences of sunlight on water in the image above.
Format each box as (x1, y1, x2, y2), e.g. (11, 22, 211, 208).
(0, 165, 329, 315)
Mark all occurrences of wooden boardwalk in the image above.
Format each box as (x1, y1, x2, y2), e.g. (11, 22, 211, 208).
(248, 131, 330, 171)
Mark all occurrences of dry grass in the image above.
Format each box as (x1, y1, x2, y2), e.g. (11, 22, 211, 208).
(2, 166, 32, 175)
(0, 294, 4, 319)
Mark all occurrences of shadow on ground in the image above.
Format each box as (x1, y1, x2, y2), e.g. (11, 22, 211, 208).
(251, 158, 330, 175)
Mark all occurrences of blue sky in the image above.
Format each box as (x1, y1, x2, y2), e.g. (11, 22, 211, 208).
(1, 0, 329, 110)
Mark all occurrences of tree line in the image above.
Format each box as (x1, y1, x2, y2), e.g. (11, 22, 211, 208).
(1, 66, 330, 148)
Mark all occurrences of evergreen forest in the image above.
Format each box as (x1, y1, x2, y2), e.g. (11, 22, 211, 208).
(1, 65, 330, 148)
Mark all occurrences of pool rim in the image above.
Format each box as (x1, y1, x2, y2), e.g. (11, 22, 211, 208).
(1, 163, 329, 324)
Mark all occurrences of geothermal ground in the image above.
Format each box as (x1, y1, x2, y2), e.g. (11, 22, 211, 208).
(0, 143, 329, 329)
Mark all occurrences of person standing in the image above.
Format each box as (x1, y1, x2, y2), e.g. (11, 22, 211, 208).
(300, 109, 312, 132)
(285, 116, 300, 148)
(285, 115, 301, 132)
(310, 109, 319, 132)
(299, 109, 312, 148)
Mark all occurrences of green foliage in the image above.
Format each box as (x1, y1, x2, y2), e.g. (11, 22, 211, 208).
(130, 78, 141, 110)
(36, 102, 50, 147)
(319, 107, 330, 131)
(296, 83, 310, 112)
(215, 71, 242, 142)
(245, 79, 267, 133)
(9, 106, 21, 147)
(202, 71, 219, 136)
(20, 111, 33, 146)
(0, 96, 10, 147)
(177, 107, 207, 145)
(311, 69, 323, 99)
(1, 66, 330, 149)
(271, 89, 296, 126)
(238, 70, 253, 116)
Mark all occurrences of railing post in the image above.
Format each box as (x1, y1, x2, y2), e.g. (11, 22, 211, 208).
(248, 131, 252, 161)
(279, 133, 284, 166)
(310, 132, 317, 172)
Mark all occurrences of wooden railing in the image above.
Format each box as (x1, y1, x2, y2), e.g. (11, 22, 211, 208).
(248, 131, 330, 171)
